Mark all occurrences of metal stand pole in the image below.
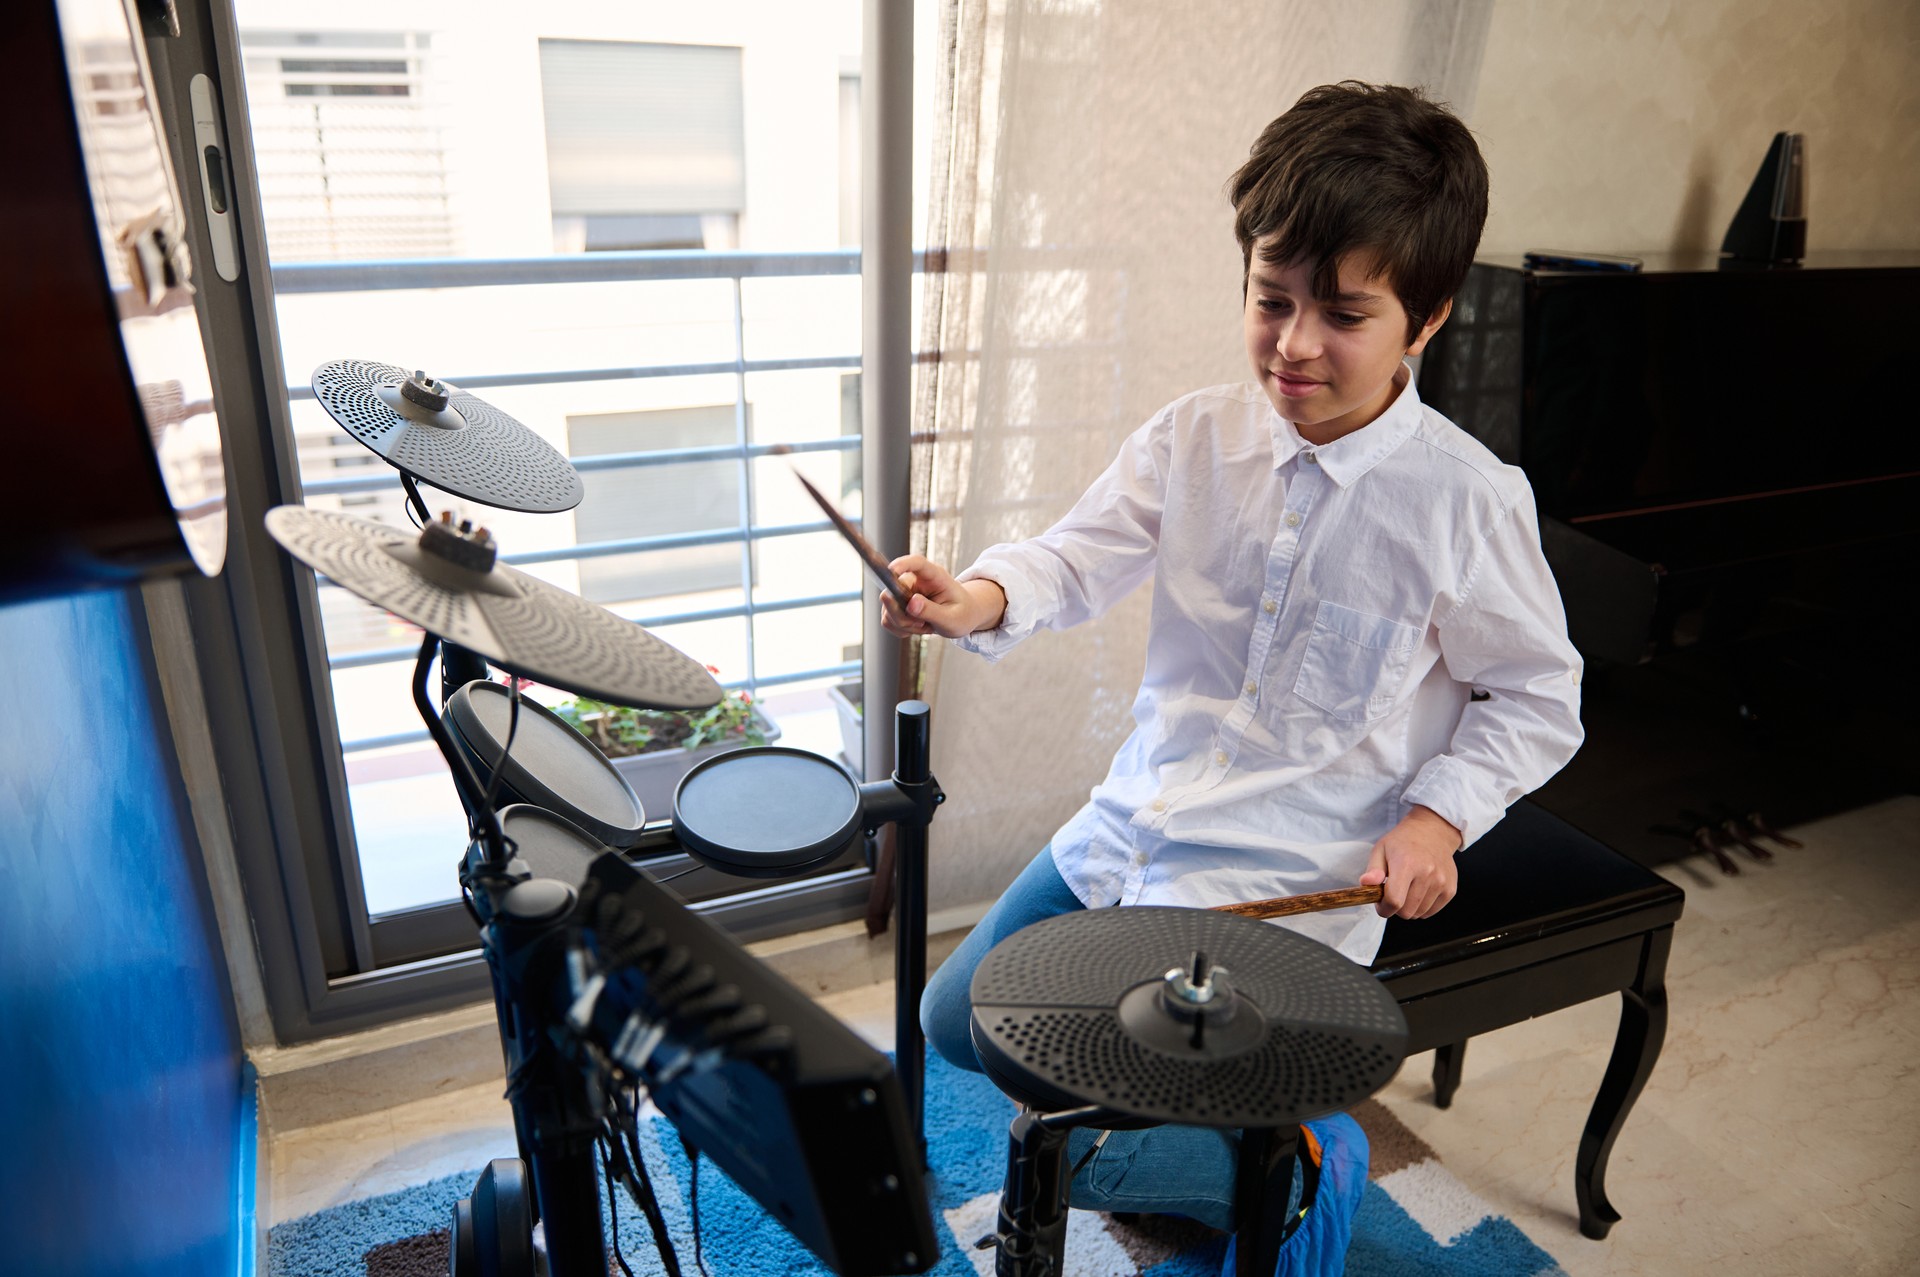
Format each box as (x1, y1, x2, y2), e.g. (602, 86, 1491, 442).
(398, 476, 491, 706)
(892, 700, 931, 1163)
(859, 699, 942, 1164)
(993, 1111, 1073, 1277)
(475, 880, 609, 1277)
(1231, 1125, 1300, 1277)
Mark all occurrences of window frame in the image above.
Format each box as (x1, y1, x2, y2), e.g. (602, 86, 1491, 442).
(147, 0, 910, 1045)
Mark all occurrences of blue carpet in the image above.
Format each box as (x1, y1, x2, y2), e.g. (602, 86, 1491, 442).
(269, 1053, 1564, 1276)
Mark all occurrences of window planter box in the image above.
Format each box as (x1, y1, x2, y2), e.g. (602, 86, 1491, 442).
(828, 678, 863, 781)
(609, 706, 783, 823)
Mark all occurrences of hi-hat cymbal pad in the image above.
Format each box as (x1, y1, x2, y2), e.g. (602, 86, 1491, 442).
(311, 359, 584, 513)
(969, 907, 1406, 1128)
(266, 505, 720, 710)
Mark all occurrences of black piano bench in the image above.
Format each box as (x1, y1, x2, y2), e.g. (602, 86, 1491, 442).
(1369, 799, 1685, 1240)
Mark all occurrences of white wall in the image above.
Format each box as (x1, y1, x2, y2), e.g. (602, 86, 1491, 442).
(1471, 0, 1920, 254)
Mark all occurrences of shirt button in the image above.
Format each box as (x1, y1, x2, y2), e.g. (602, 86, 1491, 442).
(1244, 681, 1257, 696)
(1304, 451, 1319, 465)
(1151, 799, 1167, 812)
(1262, 598, 1277, 614)
(1133, 850, 1149, 867)
(1284, 511, 1302, 528)
(1214, 750, 1229, 765)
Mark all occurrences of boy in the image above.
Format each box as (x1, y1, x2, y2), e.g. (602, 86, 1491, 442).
(887, 82, 1582, 1230)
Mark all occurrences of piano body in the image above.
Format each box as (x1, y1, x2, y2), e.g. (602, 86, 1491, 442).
(1419, 251, 1920, 667)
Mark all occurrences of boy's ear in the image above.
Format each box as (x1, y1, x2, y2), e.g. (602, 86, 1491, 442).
(1406, 297, 1453, 357)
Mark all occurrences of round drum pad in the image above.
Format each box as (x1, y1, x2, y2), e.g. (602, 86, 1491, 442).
(447, 680, 647, 849)
(672, 748, 862, 880)
(312, 358, 583, 513)
(495, 805, 610, 889)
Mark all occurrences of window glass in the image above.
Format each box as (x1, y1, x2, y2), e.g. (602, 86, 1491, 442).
(232, 2, 866, 925)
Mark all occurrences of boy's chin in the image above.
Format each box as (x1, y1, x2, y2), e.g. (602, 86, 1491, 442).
(1263, 387, 1331, 426)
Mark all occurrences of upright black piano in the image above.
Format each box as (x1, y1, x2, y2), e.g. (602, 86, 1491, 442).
(1421, 251, 1920, 664)
(1419, 251, 1920, 857)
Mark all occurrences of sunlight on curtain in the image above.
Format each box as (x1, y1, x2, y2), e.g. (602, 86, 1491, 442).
(912, 0, 1494, 913)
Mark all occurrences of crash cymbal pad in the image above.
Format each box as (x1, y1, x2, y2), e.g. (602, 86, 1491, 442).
(265, 505, 720, 710)
(969, 906, 1406, 1128)
(310, 359, 583, 513)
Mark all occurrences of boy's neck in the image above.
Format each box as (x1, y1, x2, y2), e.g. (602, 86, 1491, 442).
(1293, 365, 1408, 447)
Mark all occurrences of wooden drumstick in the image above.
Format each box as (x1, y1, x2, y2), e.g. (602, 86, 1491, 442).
(1210, 884, 1385, 920)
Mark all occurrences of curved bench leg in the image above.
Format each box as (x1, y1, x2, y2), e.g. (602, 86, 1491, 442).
(1576, 926, 1672, 1239)
(1431, 1040, 1466, 1108)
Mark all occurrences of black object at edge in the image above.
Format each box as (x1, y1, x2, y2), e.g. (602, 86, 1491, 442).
(1720, 131, 1806, 264)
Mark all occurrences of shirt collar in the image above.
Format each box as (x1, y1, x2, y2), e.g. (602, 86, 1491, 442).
(1270, 362, 1423, 488)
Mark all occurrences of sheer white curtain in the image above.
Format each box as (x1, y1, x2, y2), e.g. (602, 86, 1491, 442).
(911, 0, 1494, 916)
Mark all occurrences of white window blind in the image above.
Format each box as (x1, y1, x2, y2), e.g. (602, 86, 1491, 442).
(538, 39, 746, 217)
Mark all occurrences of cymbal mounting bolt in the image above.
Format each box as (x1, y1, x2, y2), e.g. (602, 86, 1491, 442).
(399, 369, 452, 413)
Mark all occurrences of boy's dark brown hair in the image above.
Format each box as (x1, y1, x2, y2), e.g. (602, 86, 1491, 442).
(1230, 81, 1488, 342)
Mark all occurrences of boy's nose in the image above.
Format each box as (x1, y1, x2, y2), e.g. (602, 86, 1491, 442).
(1274, 318, 1321, 362)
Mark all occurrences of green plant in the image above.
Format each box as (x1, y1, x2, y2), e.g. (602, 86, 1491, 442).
(550, 682, 767, 759)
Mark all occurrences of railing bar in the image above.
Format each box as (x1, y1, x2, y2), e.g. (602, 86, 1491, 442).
(324, 589, 863, 671)
(743, 661, 860, 691)
(338, 660, 864, 753)
(636, 590, 861, 630)
(285, 355, 862, 401)
(502, 519, 835, 566)
(301, 437, 859, 496)
(306, 520, 844, 584)
(341, 727, 432, 753)
(271, 248, 865, 292)
(267, 247, 985, 293)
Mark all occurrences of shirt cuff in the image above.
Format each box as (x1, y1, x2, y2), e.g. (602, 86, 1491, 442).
(950, 560, 1043, 663)
(1402, 755, 1508, 851)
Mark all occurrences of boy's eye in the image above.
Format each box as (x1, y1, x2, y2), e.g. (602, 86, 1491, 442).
(1257, 297, 1289, 313)
(1330, 312, 1367, 327)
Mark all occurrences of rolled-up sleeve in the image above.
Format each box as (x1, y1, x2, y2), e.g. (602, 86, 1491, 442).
(952, 410, 1173, 662)
(1402, 485, 1585, 848)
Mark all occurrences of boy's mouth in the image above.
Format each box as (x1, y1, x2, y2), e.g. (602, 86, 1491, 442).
(1272, 371, 1323, 398)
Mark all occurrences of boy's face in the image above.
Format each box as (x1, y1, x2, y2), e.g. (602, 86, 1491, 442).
(1243, 244, 1449, 444)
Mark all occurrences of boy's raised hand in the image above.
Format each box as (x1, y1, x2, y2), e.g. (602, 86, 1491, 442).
(879, 554, 1006, 640)
(1359, 805, 1462, 920)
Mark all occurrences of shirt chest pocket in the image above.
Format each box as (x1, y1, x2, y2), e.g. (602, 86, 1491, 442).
(1292, 601, 1422, 723)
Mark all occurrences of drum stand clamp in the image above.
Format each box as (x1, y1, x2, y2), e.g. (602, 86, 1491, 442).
(977, 1106, 1117, 1277)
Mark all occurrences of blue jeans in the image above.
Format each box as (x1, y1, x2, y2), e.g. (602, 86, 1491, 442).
(920, 847, 1242, 1231)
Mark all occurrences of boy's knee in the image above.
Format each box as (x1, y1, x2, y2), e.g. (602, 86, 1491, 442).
(919, 961, 984, 1072)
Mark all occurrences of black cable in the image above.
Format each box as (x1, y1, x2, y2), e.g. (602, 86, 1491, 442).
(686, 1141, 711, 1277)
(602, 1137, 636, 1277)
(458, 881, 484, 929)
(1069, 1129, 1110, 1179)
(613, 1091, 683, 1277)
(477, 677, 523, 819)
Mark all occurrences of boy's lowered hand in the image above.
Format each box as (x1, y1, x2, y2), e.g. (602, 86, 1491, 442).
(879, 555, 1006, 640)
(1359, 805, 1462, 920)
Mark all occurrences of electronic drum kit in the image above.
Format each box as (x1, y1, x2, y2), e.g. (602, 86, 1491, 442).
(271, 358, 1410, 1277)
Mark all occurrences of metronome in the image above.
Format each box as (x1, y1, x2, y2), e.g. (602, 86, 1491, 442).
(1720, 132, 1807, 266)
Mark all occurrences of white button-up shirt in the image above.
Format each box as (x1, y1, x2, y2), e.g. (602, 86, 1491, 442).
(955, 370, 1583, 963)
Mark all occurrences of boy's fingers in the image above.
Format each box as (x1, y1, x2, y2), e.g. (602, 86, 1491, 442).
(1361, 843, 1397, 916)
(879, 595, 925, 636)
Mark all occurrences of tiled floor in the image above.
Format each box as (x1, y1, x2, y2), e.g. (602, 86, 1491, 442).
(267, 796, 1920, 1275)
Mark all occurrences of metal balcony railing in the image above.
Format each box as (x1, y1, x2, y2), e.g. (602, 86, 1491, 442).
(272, 248, 868, 756)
